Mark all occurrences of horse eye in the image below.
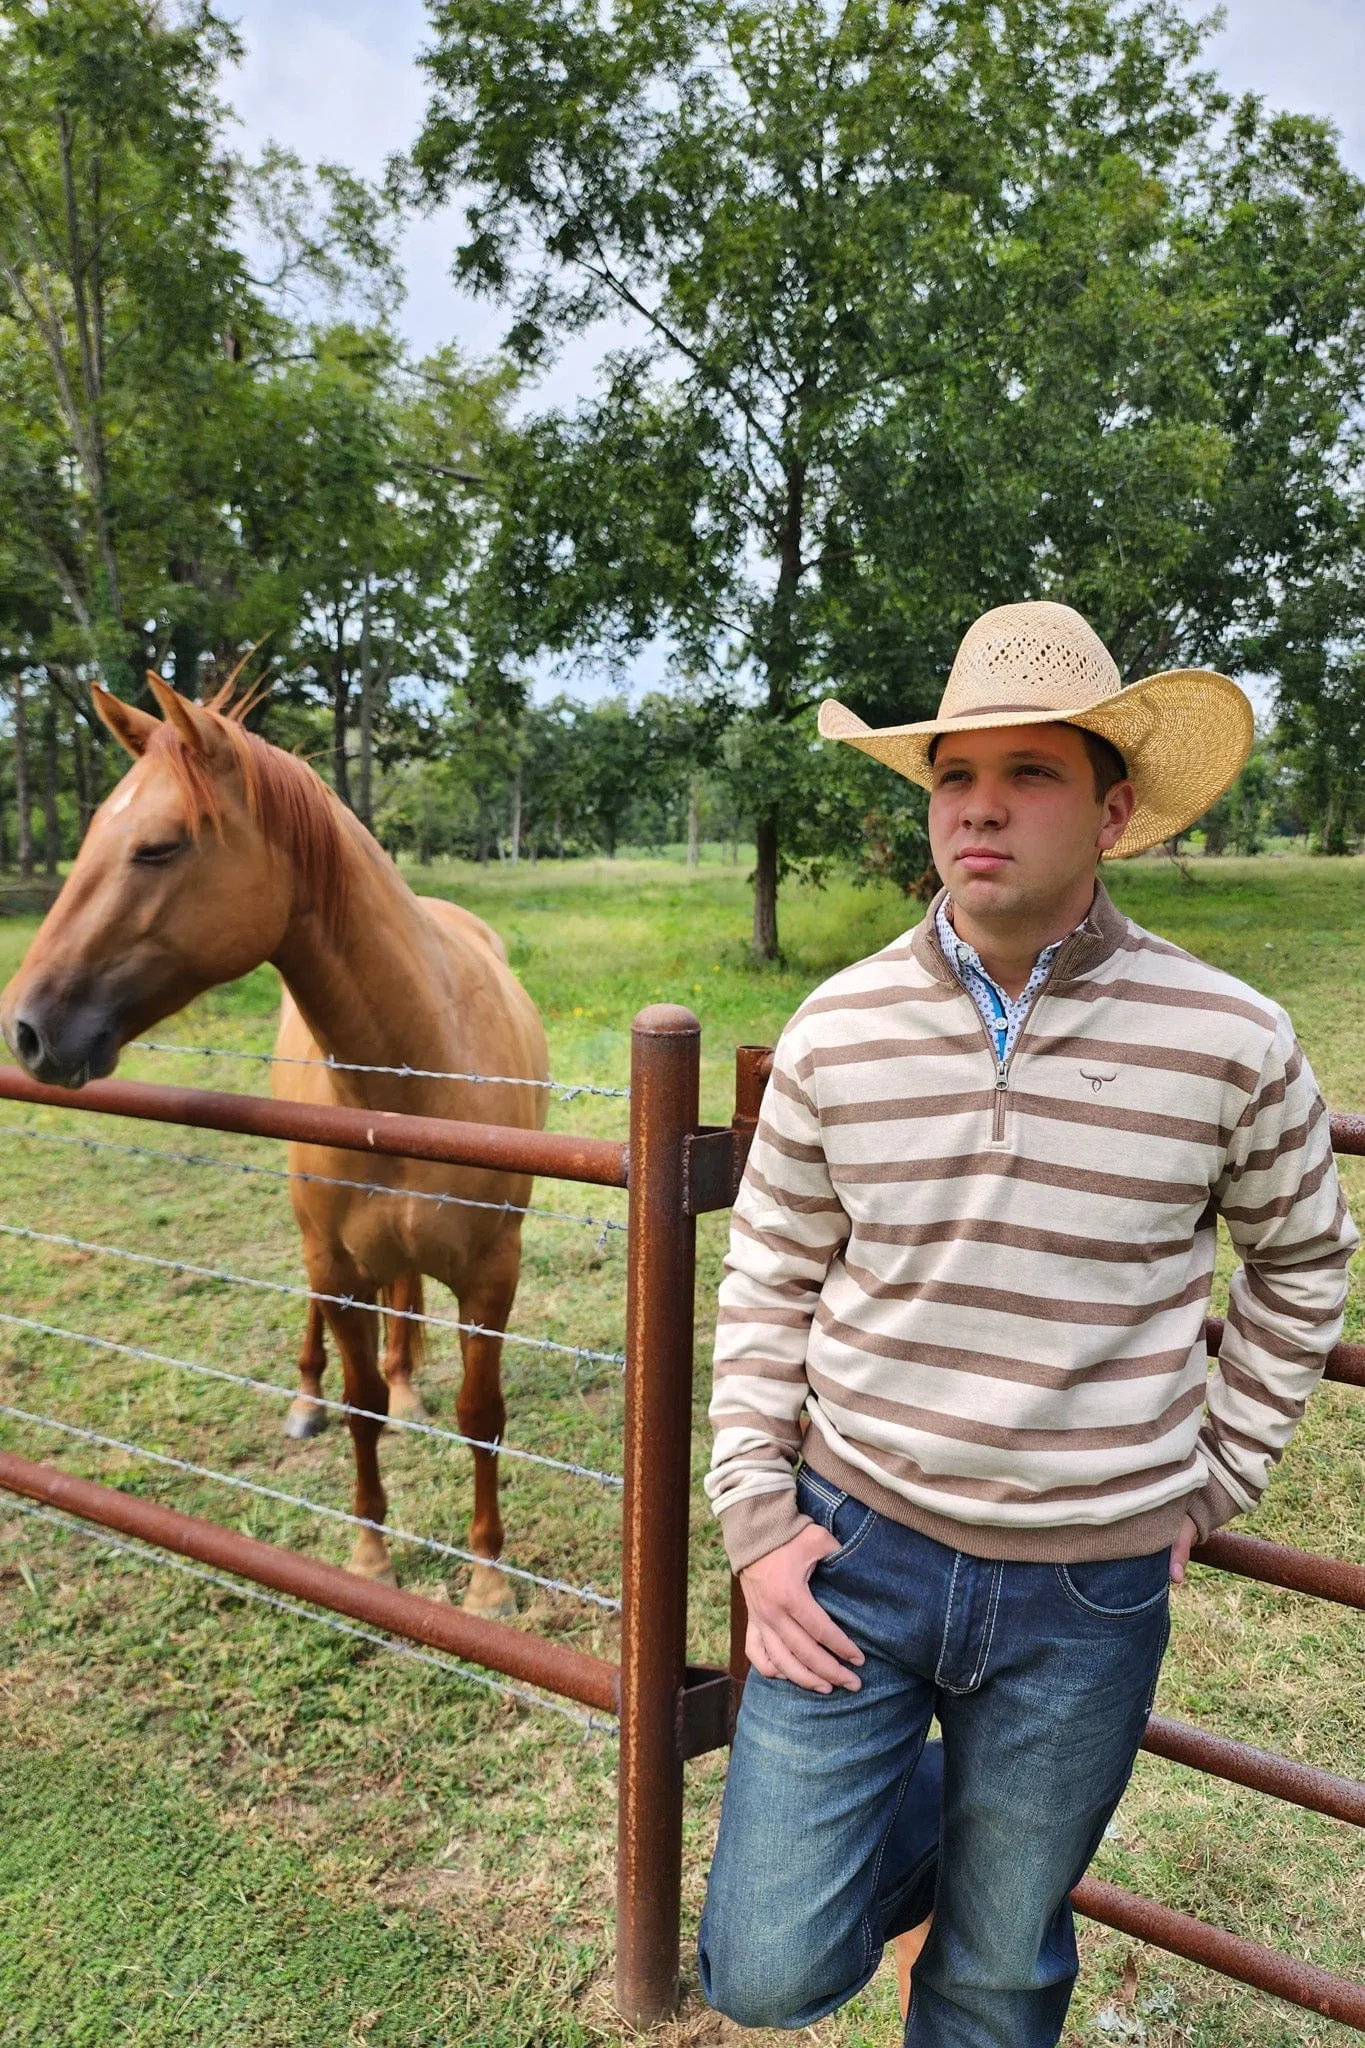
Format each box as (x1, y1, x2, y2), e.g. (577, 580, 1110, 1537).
(132, 839, 188, 866)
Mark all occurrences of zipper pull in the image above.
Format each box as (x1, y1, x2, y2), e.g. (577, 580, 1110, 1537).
(995, 1062, 1008, 1089)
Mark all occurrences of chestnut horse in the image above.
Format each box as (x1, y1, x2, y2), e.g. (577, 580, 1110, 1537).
(0, 675, 549, 1615)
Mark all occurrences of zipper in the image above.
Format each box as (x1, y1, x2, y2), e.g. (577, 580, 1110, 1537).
(959, 927, 1090, 1147)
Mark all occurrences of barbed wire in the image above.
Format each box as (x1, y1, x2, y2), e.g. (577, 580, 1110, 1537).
(0, 1221, 625, 1371)
(0, 1312, 622, 1489)
(130, 1039, 630, 1103)
(0, 1125, 627, 1240)
(3, 1498, 615, 1737)
(0, 1401, 621, 1611)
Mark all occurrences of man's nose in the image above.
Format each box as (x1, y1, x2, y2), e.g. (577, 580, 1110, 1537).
(960, 781, 1007, 828)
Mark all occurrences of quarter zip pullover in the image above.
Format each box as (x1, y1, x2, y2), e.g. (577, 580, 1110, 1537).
(706, 884, 1357, 1571)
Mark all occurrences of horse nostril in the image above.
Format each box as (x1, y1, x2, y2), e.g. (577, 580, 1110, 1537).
(14, 1017, 41, 1067)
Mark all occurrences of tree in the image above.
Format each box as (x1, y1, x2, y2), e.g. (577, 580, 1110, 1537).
(411, 0, 1242, 955)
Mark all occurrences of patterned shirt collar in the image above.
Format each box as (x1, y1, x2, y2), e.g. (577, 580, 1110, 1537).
(934, 896, 1085, 1068)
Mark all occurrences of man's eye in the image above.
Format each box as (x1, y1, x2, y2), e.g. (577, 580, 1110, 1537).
(132, 839, 188, 865)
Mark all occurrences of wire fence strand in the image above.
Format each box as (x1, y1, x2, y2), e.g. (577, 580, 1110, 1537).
(3, 1498, 615, 1737)
(0, 1401, 622, 1611)
(0, 1124, 627, 1238)
(0, 1311, 622, 1489)
(0, 1221, 625, 1371)
(129, 1039, 630, 1103)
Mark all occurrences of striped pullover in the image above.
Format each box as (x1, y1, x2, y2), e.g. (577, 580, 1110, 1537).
(707, 883, 1357, 1571)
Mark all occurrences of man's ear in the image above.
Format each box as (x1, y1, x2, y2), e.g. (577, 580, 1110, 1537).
(1096, 779, 1137, 854)
(91, 682, 159, 759)
(145, 671, 216, 757)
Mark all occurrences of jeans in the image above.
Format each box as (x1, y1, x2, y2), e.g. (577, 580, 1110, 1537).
(699, 1467, 1171, 2048)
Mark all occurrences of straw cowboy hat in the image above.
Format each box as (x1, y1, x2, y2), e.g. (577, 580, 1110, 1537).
(817, 601, 1253, 859)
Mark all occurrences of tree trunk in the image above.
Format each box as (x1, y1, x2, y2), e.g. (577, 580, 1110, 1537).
(357, 569, 374, 831)
(332, 616, 351, 808)
(42, 694, 59, 877)
(555, 805, 564, 858)
(752, 811, 779, 961)
(687, 776, 700, 867)
(509, 766, 522, 867)
(169, 619, 202, 699)
(72, 715, 92, 839)
(13, 677, 34, 881)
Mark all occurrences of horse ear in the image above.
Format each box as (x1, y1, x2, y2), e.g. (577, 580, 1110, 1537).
(91, 682, 159, 758)
(145, 671, 214, 757)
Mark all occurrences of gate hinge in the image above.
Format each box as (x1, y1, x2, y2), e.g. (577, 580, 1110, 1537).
(675, 1665, 741, 1758)
(681, 1128, 753, 1215)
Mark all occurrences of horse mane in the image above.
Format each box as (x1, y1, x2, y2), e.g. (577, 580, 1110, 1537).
(143, 682, 351, 940)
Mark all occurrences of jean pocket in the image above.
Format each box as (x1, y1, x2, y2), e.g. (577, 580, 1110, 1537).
(1056, 1548, 1172, 1618)
(796, 1467, 875, 1566)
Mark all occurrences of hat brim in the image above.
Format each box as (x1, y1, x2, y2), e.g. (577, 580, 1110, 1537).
(817, 669, 1253, 859)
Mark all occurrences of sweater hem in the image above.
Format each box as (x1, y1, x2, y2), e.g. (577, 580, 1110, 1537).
(802, 1435, 1200, 1563)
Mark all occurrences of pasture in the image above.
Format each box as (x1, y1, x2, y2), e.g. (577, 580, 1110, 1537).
(0, 853, 1361, 2048)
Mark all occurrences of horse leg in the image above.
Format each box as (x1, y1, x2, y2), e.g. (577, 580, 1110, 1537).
(316, 1291, 395, 1584)
(382, 1272, 429, 1423)
(456, 1233, 520, 1619)
(283, 1298, 329, 1440)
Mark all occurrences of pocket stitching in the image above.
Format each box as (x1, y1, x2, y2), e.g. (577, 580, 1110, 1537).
(1055, 1563, 1169, 1618)
(817, 1506, 876, 1570)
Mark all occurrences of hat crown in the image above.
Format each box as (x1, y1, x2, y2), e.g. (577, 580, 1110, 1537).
(942, 601, 1121, 719)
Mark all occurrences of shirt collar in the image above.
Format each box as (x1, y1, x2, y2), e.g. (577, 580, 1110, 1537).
(935, 896, 1084, 992)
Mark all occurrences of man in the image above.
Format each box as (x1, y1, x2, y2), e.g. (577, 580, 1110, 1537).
(699, 602, 1357, 2047)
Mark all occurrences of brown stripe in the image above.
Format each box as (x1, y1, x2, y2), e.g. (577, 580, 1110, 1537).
(742, 1164, 847, 1218)
(717, 1302, 813, 1330)
(808, 1364, 1207, 1454)
(796, 979, 955, 1020)
(1223, 1113, 1315, 1184)
(1010, 1090, 1227, 1147)
(712, 1353, 811, 1383)
(1119, 930, 1195, 963)
(1061, 977, 1278, 1030)
(814, 1423, 1202, 1508)
(1240, 1262, 1341, 1328)
(811, 1301, 1199, 1388)
(730, 1210, 842, 1268)
(805, 1032, 989, 1070)
(709, 1407, 804, 1444)
(1203, 1416, 1286, 1465)
(835, 1150, 1208, 1206)
(767, 1065, 819, 1117)
(854, 1214, 1204, 1266)
(756, 1124, 828, 1166)
(1224, 1294, 1336, 1366)
(1020, 1032, 1261, 1093)
(1216, 1355, 1310, 1422)
(1219, 1148, 1335, 1225)
(837, 1255, 1212, 1330)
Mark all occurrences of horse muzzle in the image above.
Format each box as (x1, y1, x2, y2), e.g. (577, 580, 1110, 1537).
(0, 986, 121, 1090)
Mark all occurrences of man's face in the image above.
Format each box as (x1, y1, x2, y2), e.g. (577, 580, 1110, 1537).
(927, 723, 1133, 921)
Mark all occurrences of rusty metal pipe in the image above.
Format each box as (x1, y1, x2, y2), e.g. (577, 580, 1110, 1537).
(0, 1066, 628, 1186)
(0, 1449, 619, 1713)
(1143, 1715, 1365, 1826)
(1330, 1111, 1365, 1156)
(1072, 1875, 1365, 2029)
(616, 1006, 700, 2027)
(1192, 1529, 1365, 1610)
(1204, 1316, 1365, 1389)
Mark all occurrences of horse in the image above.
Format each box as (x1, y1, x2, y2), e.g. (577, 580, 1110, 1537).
(0, 674, 549, 1616)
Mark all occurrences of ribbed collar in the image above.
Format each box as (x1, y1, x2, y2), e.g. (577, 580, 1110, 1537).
(910, 877, 1129, 990)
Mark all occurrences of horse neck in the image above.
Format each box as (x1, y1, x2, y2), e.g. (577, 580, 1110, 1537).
(269, 816, 468, 1106)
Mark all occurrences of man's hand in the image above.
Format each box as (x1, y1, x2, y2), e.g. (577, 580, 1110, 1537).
(1168, 1515, 1199, 1585)
(740, 1523, 866, 1693)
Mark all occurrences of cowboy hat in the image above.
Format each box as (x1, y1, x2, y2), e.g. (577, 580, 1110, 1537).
(817, 601, 1254, 858)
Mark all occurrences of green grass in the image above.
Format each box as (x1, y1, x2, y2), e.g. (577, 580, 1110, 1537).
(0, 852, 1362, 2047)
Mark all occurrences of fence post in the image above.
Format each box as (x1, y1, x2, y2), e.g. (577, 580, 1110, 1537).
(616, 1004, 701, 2027)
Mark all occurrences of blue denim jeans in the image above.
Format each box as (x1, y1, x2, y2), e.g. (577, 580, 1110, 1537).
(699, 1467, 1171, 2047)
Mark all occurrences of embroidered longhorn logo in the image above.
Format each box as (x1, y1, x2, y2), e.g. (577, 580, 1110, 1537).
(1080, 1065, 1119, 1094)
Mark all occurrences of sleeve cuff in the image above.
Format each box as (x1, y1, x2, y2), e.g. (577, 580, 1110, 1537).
(717, 1487, 812, 1573)
(1186, 1473, 1247, 1545)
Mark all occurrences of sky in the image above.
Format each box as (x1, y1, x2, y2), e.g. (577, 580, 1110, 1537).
(223, 0, 1365, 710)
(225, 0, 1365, 365)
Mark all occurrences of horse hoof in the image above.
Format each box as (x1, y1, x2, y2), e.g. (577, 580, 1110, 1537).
(463, 1563, 516, 1619)
(386, 1380, 429, 1424)
(283, 1399, 327, 1440)
(346, 1535, 397, 1584)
